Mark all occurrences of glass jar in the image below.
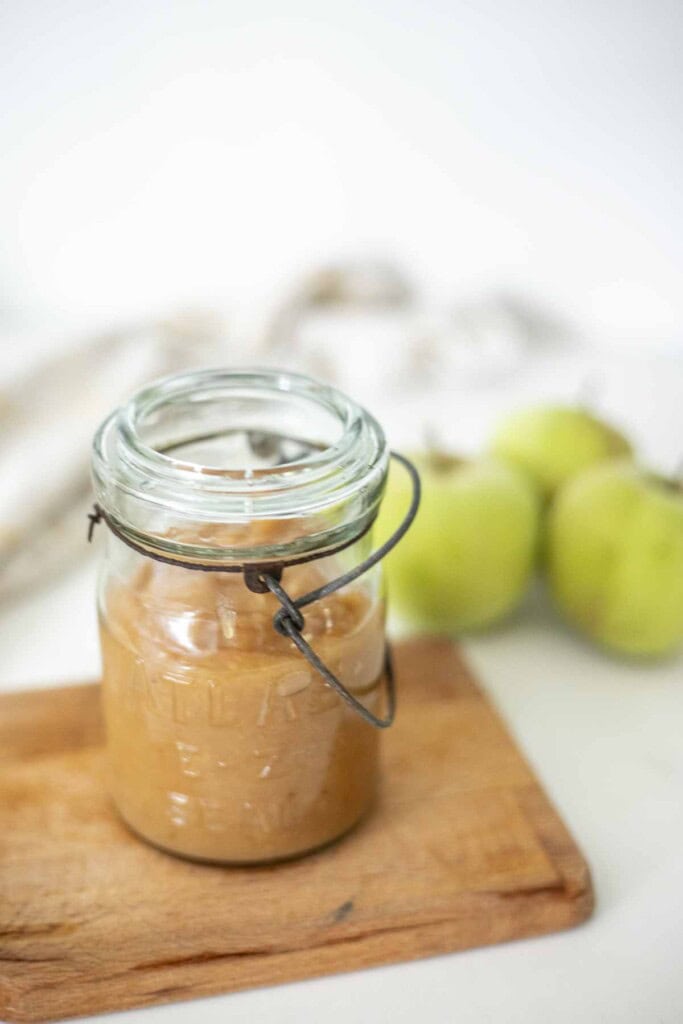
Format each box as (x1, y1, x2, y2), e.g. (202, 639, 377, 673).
(91, 368, 393, 864)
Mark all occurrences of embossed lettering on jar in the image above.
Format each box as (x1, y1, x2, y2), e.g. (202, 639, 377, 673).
(92, 369, 390, 863)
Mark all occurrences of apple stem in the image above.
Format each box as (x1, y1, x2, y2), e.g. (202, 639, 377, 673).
(422, 427, 464, 473)
(423, 426, 451, 469)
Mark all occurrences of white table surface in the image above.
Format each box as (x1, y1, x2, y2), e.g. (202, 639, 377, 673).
(2, 343, 683, 1024)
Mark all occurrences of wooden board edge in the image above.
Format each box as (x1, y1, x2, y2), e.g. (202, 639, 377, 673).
(514, 785, 594, 907)
(1, 884, 593, 1023)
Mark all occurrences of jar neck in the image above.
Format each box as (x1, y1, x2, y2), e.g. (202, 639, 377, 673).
(92, 368, 388, 565)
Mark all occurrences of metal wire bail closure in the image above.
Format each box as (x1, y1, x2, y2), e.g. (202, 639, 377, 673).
(243, 451, 420, 729)
(89, 451, 420, 729)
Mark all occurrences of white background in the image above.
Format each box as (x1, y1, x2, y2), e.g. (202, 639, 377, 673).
(1, 0, 683, 346)
(2, 2, 683, 1022)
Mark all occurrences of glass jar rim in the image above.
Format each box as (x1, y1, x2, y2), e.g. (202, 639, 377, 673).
(92, 367, 388, 564)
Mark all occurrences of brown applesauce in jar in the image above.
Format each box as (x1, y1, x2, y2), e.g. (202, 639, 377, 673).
(91, 369, 408, 864)
(99, 543, 384, 862)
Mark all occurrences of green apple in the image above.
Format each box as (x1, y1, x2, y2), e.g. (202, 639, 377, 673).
(378, 452, 540, 632)
(548, 460, 683, 657)
(491, 405, 632, 497)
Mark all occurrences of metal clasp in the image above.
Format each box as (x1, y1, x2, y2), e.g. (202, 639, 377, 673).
(244, 452, 420, 728)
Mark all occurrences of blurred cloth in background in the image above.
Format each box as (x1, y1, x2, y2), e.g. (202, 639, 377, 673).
(0, 263, 566, 601)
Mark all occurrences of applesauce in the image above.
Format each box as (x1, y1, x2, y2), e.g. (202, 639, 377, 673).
(91, 369, 399, 863)
(99, 552, 384, 862)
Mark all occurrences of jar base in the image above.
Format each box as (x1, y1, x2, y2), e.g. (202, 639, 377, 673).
(112, 798, 375, 867)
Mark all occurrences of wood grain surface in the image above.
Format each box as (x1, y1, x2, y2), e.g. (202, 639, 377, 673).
(0, 638, 593, 1022)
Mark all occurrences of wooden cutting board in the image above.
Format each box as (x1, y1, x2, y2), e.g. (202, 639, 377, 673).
(0, 638, 593, 1023)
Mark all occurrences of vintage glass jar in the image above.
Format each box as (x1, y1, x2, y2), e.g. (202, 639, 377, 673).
(91, 368, 409, 864)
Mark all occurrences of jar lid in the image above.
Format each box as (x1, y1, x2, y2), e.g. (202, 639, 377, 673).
(92, 368, 388, 564)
